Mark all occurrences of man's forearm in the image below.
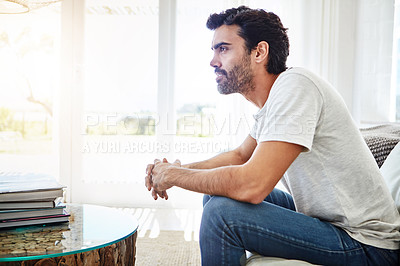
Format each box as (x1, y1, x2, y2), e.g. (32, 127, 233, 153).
(183, 135, 257, 170)
(165, 165, 245, 200)
(182, 150, 245, 170)
(151, 138, 301, 205)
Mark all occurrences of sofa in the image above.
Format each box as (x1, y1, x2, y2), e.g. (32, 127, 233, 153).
(246, 124, 400, 265)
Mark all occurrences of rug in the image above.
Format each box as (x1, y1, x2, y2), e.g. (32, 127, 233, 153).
(135, 230, 201, 266)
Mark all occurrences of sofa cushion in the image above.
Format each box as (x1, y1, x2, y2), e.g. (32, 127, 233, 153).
(246, 253, 318, 265)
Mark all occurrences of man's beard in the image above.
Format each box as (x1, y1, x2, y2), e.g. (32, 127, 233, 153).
(216, 55, 255, 95)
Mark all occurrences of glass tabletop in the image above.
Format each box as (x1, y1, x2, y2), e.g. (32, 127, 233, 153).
(0, 204, 138, 262)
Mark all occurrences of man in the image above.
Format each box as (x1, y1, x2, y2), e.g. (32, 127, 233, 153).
(145, 6, 400, 265)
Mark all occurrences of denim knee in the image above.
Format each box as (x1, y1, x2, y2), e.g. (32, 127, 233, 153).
(202, 194, 212, 207)
(202, 195, 237, 216)
(200, 196, 247, 265)
(200, 196, 243, 236)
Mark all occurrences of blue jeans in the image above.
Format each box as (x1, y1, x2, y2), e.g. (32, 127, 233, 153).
(199, 189, 399, 266)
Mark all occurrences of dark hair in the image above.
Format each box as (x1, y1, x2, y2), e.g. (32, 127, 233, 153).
(206, 6, 289, 74)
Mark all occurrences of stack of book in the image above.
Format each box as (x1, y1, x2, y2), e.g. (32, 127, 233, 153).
(0, 173, 70, 229)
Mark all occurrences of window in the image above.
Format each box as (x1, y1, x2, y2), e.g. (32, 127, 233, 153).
(174, 0, 237, 164)
(0, 3, 61, 177)
(81, 0, 159, 184)
(59, 0, 164, 206)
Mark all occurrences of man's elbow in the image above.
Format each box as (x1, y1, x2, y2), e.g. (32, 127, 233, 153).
(245, 196, 264, 205)
(235, 186, 271, 205)
(247, 193, 269, 205)
(230, 168, 273, 204)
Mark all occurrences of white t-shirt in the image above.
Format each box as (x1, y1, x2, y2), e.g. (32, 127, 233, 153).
(250, 67, 400, 250)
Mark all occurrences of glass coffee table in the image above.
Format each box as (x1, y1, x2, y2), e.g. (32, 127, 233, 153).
(0, 204, 139, 265)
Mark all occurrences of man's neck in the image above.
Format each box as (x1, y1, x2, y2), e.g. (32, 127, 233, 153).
(242, 72, 281, 109)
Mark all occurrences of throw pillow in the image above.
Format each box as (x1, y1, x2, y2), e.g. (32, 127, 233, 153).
(360, 124, 400, 168)
(380, 142, 400, 212)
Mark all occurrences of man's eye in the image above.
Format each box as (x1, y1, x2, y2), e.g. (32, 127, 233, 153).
(219, 47, 227, 52)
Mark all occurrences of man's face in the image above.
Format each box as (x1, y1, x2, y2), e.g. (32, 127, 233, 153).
(210, 25, 255, 95)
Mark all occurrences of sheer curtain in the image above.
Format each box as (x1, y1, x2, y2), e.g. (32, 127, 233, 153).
(294, 0, 395, 124)
(353, 0, 395, 124)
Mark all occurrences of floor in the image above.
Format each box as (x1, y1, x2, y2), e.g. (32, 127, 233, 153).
(117, 207, 203, 265)
(134, 230, 201, 265)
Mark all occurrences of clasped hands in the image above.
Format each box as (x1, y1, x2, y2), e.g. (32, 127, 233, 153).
(145, 158, 181, 200)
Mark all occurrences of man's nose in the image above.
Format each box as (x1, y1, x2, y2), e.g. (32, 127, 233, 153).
(210, 55, 221, 68)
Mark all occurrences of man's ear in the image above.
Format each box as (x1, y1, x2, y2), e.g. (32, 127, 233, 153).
(254, 41, 269, 64)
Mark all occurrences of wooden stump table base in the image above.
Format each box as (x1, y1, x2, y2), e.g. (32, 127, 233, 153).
(0, 232, 136, 266)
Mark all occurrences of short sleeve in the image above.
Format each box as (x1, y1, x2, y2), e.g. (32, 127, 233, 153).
(249, 121, 257, 140)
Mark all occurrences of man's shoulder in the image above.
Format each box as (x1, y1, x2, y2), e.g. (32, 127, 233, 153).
(272, 67, 323, 96)
(277, 67, 334, 97)
(280, 67, 320, 81)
